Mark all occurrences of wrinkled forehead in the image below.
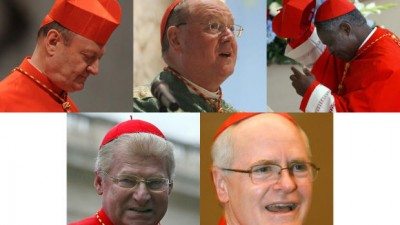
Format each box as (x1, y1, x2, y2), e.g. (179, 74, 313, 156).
(187, 0, 234, 23)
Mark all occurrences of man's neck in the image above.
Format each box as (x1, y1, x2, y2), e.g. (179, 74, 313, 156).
(357, 25, 374, 49)
(30, 46, 46, 75)
(359, 27, 377, 50)
(180, 75, 221, 99)
(166, 64, 220, 92)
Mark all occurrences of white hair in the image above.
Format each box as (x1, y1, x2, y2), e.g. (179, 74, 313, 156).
(95, 133, 175, 180)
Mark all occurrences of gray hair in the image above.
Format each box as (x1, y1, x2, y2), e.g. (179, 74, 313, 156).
(161, 0, 189, 54)
(95, 133, 175, 180)
(37, 21, 75, 46)
(211, 120, 311, 168)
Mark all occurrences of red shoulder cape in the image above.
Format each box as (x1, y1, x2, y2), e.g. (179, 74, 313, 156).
(0, 57, 79, 112)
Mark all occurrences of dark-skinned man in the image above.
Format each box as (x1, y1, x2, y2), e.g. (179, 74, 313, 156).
(273, 0, 400, 112)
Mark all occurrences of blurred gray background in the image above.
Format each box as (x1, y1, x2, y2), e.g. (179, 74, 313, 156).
(67, 113, 200, 225)
(268, 0, 400, 112)
(0, 0, 132, 112)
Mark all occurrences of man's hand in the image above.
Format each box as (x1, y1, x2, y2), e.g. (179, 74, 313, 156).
(289, 66, 316, 97)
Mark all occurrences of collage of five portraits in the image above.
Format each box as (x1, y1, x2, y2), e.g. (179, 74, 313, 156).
(1, 0, 400, 225)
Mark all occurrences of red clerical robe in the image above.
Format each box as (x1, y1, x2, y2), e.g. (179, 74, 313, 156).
(218, 216, 227, 225)
(69, 208, 162, 225)
(301, 26, 400, 112)
(0, 57, 79, 112)
(69, 208, 113, 225)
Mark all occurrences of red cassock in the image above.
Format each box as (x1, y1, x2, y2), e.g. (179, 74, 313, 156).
(218, 216, 226, 225)
(68, 209, 114, 225)
(0, 57, 79, 112)
(301, 27, 400, 112)
(69, 208, 113, 225)
(69, 208, 162, 225)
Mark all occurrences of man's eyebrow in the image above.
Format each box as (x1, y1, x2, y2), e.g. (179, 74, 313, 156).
(249, 159, 310, 167)
(288, 159, 310, 164)
(82, 47, 105, 58)
(117, 173, 136, 176)
(249, 160, 277, 167)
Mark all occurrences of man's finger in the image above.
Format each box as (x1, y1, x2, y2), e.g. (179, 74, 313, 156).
(291, 66, 304, 78)
(303, 67, 313, 76)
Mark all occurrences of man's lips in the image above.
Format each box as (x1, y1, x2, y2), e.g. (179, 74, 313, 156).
(218, 49, 233, 58)
(219, 52, 232, 57)
(265, 203, 298, 212)
(128, 207, 153, 213)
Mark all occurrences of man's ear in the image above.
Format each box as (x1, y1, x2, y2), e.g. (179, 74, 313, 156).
(45, 29, 62, 56)
(94, 171, 104, 195)
(339, 22, 351, 36)
(211, 167, 229, 203)
(167, 26, 182, 52)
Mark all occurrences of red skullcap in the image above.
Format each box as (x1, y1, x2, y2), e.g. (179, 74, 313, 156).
(160, 0, 181, 44)
(315, 0, 356, 23)
(40, 0, 121, 45)
(214, 113, 298, 140)
(272, 0, 316, 39)
(100, 119, 166, 149)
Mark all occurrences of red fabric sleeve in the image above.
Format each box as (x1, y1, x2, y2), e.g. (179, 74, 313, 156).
(299, 80, 320, 111)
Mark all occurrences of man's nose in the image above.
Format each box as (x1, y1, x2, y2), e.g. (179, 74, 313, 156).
(87, 59, 99, 75)
(132, 182, 151, 203)
(272, 169, 297, 193)
(220, 26, 235, 40)
(220, 33, 234, 45)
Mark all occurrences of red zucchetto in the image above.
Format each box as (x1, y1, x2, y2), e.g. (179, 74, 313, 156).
(100, 119, 166, 149)
(214, 113, 297, 140)
(315, 0, 356, 23)
(160, 0, 181, 44)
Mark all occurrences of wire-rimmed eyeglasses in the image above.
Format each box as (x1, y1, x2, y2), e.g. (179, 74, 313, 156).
(221, 162, 320, 184)
(106, 173, 171, 192)
(176, 22, 244, 37)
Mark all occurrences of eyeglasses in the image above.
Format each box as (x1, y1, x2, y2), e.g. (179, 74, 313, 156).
(221, 162, 320, 184)
(176, 22, 244, 38)
(107, 173, 171, 192)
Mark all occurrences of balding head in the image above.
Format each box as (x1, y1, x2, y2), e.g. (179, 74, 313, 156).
(212, 113, 311, 168)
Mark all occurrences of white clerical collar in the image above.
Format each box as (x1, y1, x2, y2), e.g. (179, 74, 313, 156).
(359, 27, 377, 50)
(181, 76, 220, 99)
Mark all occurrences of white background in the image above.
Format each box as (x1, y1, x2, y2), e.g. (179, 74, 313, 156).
(335, 113, 400, 224)
(0, 114, 66, 225)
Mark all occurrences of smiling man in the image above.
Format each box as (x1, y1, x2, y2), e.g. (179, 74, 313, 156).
(211, 113, 319, 225)
(69, 119, 175, 225)
(134, 0, 242, 112)
(0, 0, 121, 112)
(273, 0, 400, 112)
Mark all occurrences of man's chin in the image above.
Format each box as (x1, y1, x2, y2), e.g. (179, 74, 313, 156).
(122, 217, 156, 225)
(66, 83, 85, 92)
(219, 68, 234, 80)
(218, 62, 235, 73)
(266, 212, 304, 225)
